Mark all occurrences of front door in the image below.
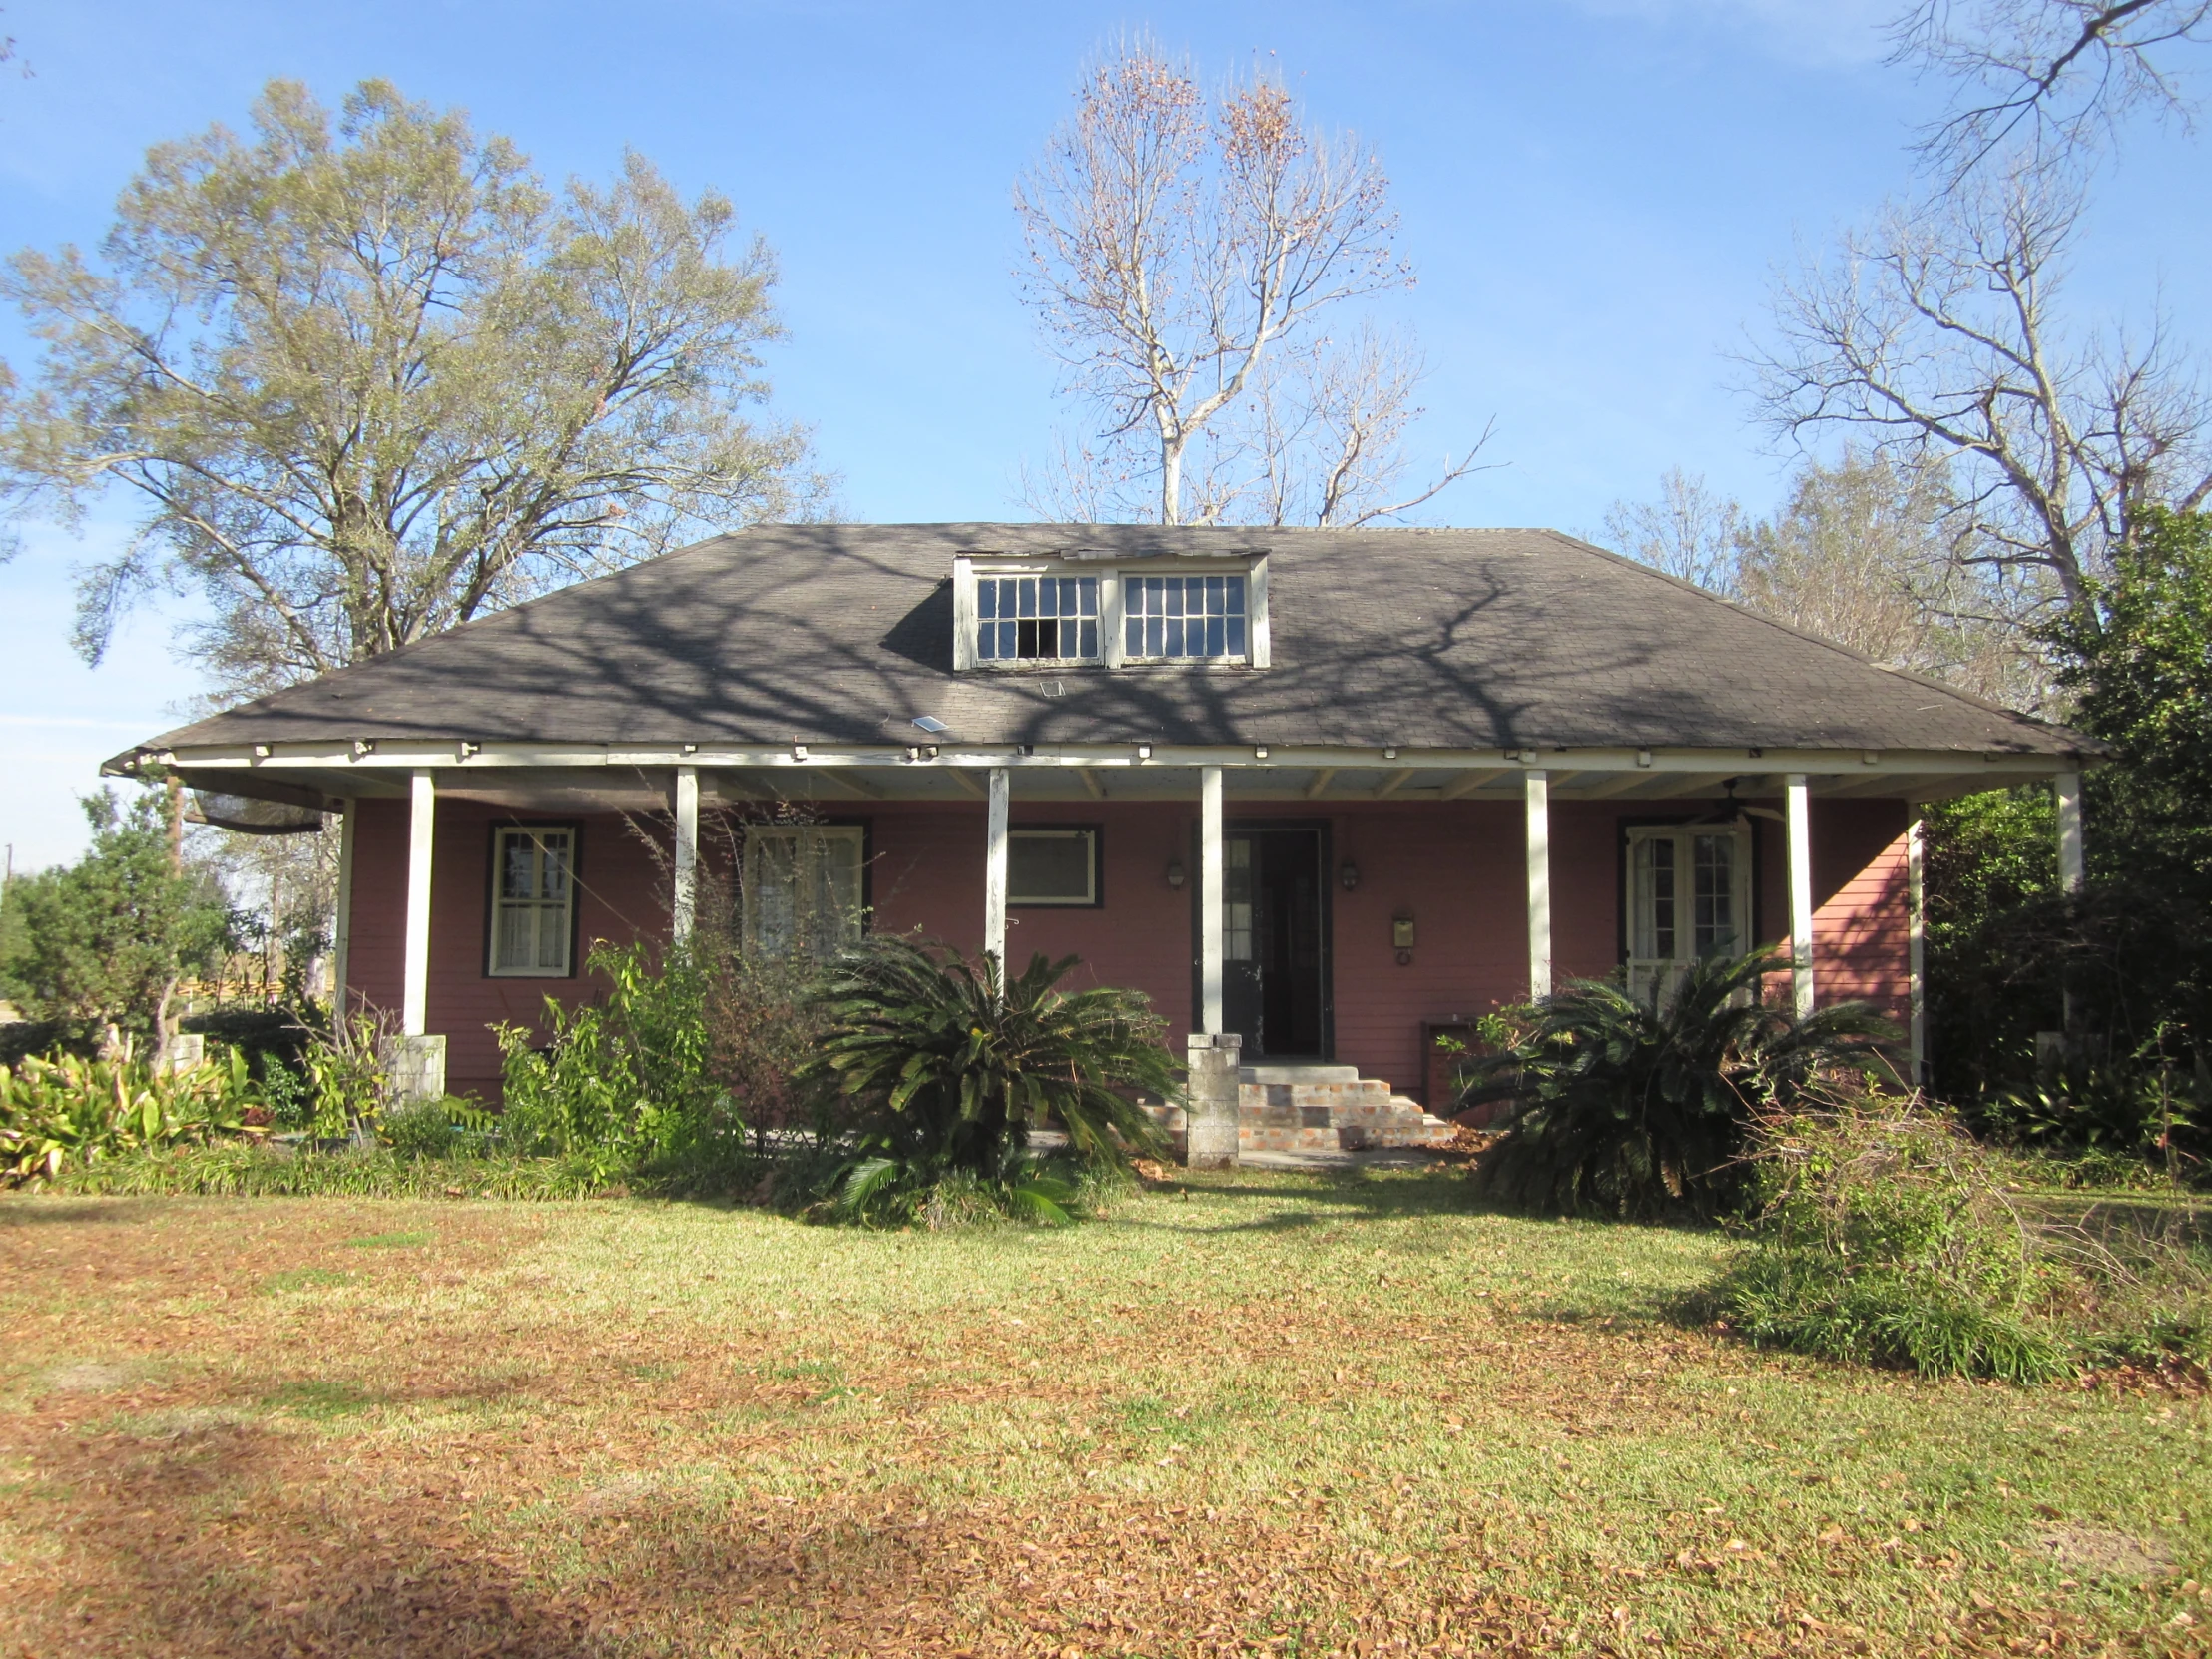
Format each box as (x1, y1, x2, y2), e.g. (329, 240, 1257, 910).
(1215, 826, 1330, 1059)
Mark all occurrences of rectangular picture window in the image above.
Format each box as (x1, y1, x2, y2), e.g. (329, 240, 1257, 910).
(1008, 828, 1101, 906)
(488, 826, 576, 977)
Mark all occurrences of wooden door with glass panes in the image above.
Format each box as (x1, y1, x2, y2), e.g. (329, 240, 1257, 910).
(1624, 825, 1752, 1006)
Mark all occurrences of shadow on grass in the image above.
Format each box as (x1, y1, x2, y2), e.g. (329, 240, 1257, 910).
(16, 1401, 1551, 1658)
(0, 1197, 160, 1227)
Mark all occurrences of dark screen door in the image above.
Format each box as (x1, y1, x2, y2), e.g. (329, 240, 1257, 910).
(1216, 828, 1328, 1059)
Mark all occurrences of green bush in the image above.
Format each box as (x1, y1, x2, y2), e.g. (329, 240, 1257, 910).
(495, 940, 749, 1184)
(805, 939, 1177, 1224)
(1720, 1100, 2210, 1382)
(378, 1097, 495, 1160)
(1460, 947, 1897, 1219)
(1, 1045, 259, 1185)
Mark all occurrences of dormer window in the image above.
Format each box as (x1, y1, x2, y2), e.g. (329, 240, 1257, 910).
(977, 575, 1100, 662)
(953, 554, 1270, 672)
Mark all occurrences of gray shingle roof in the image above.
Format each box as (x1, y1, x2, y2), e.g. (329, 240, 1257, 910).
(133, 523, 2092, 757)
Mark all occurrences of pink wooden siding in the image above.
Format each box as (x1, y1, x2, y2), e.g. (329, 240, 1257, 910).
(343, 793, 1912, 1104)
(346, 798, 676, 1101)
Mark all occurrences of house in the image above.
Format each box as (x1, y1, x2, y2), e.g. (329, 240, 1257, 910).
(110, 524, 2097, 1152)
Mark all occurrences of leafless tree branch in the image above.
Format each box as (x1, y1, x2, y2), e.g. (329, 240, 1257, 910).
(1893, 0, 2212, 178)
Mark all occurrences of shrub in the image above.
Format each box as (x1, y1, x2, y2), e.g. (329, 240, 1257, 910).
(1459, 947, 1897, 1219)
(495, 940, 748, 1183)
(805, 939, 1177, 1223)
(1, 1044, 259, 1186)
(1720, 1098, 2211, 1382)
(379, 1097, 495, 1160)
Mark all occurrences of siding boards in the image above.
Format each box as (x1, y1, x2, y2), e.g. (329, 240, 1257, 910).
(345, 792, 1914, 1107)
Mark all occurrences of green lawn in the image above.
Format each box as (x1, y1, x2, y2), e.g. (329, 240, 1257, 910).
(2, 1166, 2206, 1656)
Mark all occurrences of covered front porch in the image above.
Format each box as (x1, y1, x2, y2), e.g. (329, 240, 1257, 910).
(146, 737, 2091, 1143)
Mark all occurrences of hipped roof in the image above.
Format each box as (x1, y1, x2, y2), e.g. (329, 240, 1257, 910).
(128, 523, 2094, 759)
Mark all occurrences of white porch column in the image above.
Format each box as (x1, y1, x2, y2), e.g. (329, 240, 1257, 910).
(2055, 770, 2084, 893)
(1786, 773, 1815, 1018)
(1908, 814, 1927, 1085)
(331, 797, 356, 1019)
(1200, 765, 1225, 1033)
(402, 769, 435, 1036)
(1524, 769, 1552, 1002)
(983, 766, 1010, 977)
(672, 765, 699, 943)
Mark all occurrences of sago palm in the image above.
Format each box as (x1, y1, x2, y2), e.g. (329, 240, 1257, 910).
(1460, 947, 1897, 1219)
(805, 938, 1179, 1216)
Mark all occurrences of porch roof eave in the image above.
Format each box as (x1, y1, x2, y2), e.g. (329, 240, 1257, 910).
(111, 737, 2100, 815)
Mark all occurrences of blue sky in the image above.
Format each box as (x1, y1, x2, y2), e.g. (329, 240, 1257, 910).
(2, 0, 2207, 869)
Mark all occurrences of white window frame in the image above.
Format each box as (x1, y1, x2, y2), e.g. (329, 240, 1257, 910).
(1007, 827, 1101, 907)
(1623, 823, 1753, 1007)
(741, 824, 868, 960)
(969, 571, 1105, 666)
(487, 825, 577, 978)
(952, 553, 1270, 672)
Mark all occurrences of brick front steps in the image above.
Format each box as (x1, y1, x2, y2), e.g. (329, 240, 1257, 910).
(1143, 1064, 1455, 1157)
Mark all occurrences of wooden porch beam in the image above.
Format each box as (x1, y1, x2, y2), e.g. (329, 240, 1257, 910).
(1642, 771, 1742, 799)
(1578, 771, 1655, 800)
(1375, 768, 1415, 799)
(945, 769, 986, 800)
(1079, 768, 1106, 799)
(1440, 770, 1491, 800)
(1306, 767, 1337, 799)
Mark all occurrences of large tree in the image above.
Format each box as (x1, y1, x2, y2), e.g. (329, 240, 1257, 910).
(0, 79, 818, 699)
(1014, 42, 1486, 527)
(1747, 158, 2212, 608)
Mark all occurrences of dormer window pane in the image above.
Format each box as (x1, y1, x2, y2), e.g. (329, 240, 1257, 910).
(975, 574, 1099, 662)
(1126, 574, 1247, 660)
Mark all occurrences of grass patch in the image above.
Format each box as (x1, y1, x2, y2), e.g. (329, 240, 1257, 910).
(261, 1266, 351, 1293)
(261, 1379, 379, 1419)
(0, 1167, 2206, 1657)
(341, 1230, 433, 1249)
(49, 1143, 623, 1200)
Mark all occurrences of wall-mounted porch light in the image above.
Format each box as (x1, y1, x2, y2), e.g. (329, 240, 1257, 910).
(1135, 743, 1153, 762)
(1339, 859, 1360, 892)
(1165, 859, 1186, 890)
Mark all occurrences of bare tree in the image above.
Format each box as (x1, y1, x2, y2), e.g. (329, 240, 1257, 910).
(1014, 42, 1486, 526)
(1747, 157, 2212, 606)
(1600, 467, 1749, 594)
(1893, 0, 2212, 177)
